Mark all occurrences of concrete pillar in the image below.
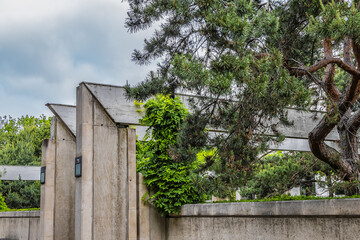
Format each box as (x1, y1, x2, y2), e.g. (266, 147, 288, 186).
(54, 118, 76, 240)
(40, 138, 55, 240)
(40, 116, 76, 240)
(137, 173, 166, 240)
(75, 83, 137, 240)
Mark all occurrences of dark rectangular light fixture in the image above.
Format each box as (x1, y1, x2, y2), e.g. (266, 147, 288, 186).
(75, 156, 82, 177)
(40, 166, 46, 184)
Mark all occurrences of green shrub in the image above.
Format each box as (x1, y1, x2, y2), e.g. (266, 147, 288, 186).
(0, 192, 7, 210)
(137, 95, 204, 215)
(0, 180, 40, 209)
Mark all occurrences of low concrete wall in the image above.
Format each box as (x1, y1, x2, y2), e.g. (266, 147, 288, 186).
(0, 211, 40, 240)
(167, 199, 360, 240)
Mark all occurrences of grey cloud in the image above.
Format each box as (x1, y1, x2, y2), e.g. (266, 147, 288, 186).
(0, 0, 156, 117)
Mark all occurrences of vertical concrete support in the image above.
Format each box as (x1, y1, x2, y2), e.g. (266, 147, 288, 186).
(137, 173, 166, 240)
(127, 128, 137, 240)
(75, 83, 137, 240)
(40, 116, 76, 240)
(54, 118, 76, 240)
(40, 138, 55, 240)
(75, 84, 93, 240)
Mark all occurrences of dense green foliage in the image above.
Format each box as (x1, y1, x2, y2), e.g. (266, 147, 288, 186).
(0, 190, 7, 210)
(192, 150, 357, 200)
(240, 152, 330, 198)
(0, 180, 40, 209)
(189, 148, 245, 200)
(125, 0, 360, 185)
(0, 115, 51, 166)
(125, 0, 312, 189)
(0, 115, 50, 209)
(137, 95, 204, 215)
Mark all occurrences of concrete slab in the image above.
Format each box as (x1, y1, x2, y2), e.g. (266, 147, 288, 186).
(83, 82, 340, 145)
(0, 166, 40, 180)
(47, 104, 76, 137)
(174, 199, 360, 217)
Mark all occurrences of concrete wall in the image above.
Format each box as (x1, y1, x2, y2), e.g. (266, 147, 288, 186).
(0, 166, 40, 181)
(38, 82, 360, 240)
(40, 116, 76, 240)
(83, 82, 342, 152)
(166, 199, 360, 240)
(0, 211, 40, 240)
(75, 83, 137, 240)
(138, 173, 166, 240)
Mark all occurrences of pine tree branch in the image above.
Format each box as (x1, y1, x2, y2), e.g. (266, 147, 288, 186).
(322, 38, 340, 102)
(339, 75, 360, 115)
(308, 112, 354, 180)
(308, 58, 360, 76)
(352, 41, 360, 69)
(347, 109, 360, 135)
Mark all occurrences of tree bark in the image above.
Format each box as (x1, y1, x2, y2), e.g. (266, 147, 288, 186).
(308, 39, 360, 182)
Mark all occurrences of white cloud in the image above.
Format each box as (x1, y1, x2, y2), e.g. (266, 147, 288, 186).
(0, 0, 155, 118)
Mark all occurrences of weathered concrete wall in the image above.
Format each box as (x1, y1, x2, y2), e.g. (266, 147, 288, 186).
(40, 116, 76, 240)
(0, 166, 40, 180)
(0, 211, 40, 240)
(138, 173, 166, 240)
(75, 83, 137, 240)
(166, 199, 360, 240)
(84, 82, 342, 152)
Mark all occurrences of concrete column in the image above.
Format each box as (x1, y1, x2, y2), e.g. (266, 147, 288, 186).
(75, 84, 93, 240)
(54, 118, 76, 240)
(138, 173, 150, 240)
(75, 83, 138, 240)
(40, 138, 56, 240)
(40, 116, 76, 240)
(137, 173, 166, 240)
(128, 128, 137, 240)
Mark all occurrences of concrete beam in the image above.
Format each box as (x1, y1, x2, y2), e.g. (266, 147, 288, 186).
(83, 82, 340, 142)
(268, 138, 339, 152)
(47, 104, 76, 137)
(174, 199, 360, 217)
(0, 166, 40, 180)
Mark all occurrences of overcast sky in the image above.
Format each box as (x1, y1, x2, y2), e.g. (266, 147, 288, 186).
(0, 0, 155, 118)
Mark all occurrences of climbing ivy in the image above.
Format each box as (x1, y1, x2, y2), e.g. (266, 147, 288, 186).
(137, 95, 204, 215)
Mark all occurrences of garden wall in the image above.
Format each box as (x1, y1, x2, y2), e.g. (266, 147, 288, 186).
(1, 199, 360, 240)
(36, 82, 360, 240)
(0, 211, 40, 240)
(166, 199, 360, 240)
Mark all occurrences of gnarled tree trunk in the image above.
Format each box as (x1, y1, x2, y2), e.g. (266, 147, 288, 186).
(294, 38, 360, 183)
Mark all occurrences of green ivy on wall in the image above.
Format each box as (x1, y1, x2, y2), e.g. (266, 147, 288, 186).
(137, 95, 204, 215)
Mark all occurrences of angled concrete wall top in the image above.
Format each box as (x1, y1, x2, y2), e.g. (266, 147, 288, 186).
(47, 104, 76, 137)
(82, 82, 342, 152)
(85, 82, 144, 126)
(84, 82, 338, 139)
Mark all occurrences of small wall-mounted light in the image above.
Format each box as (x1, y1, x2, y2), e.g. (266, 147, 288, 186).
(40, 167, 46, 184)
(75, 157, 82, 177)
